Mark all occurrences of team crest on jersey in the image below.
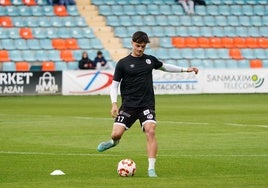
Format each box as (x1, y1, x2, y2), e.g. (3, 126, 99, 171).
(145, 59, 151, 64)
(147, 114, 153, 119)
(130, 64, 135, 68)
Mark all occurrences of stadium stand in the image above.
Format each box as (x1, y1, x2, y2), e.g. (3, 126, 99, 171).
(0, 0, 267, 71)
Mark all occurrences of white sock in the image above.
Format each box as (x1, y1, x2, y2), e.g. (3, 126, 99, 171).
(148, 158, 156, 170)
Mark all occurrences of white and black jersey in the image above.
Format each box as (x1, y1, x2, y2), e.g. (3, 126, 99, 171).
(113, 54, 163, 108)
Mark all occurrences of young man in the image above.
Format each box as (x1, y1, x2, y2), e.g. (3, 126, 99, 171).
(97, 31, 199, 177)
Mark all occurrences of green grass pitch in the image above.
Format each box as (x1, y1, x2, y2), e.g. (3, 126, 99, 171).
(0, 94, 267, 188)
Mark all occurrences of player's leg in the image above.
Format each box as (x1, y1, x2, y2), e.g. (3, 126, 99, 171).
(97, 124, 125, 152)
(143, 122, 158, 177)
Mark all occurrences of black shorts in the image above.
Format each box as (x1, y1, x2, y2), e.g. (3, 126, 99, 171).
(114, 106, 156, 130)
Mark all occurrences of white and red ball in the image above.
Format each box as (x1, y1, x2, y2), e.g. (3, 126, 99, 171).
(117, 159, 136, 177)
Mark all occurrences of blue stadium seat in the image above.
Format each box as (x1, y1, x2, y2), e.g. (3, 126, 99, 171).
(230, 5, 242, 15)
(73, 50, 83, 60)
(242, 5, 254, 16)
(247, 27, 260, 37)
(235, 27, 248, 37)
(35, 50, 48, 61)
(16, 39, 28, 50)
(7, 28, 20, 39)
(218, 5, 230, 16)
(2, 62, 16, 71)
(62, 17, 76, 27)
(25, 17, 39, 27)
(261, 16, 268, 26)
(192, 48, 206, 59)
(111, 5, 125, 16)
(238, 60, 250, 68)
(11, 0, 23, 5)
(6, 6, 18, 16)
(2, 39, 15, 50)
(253, 5, 265, 16)
(77, 38, 91, 49)
(151, 26, 165, 37)
(205, 49, 219, 59)
(214, 60, 227, 68)
(40, 39, 53, 50)
(188, 26, 200, 37)
(50, 17, 64, 27)
(159, 37, 173, 48)
(259, 27, 268, 37)
(147, 4, 159, 15)
(67, 6, 79, 16)
(207, 5, 219, 16)
(180, 16, 192, 26)
(43, 6, 55, 16)
(106, 16, 120, 27)
(203, 16, 216, 26)
(122, 5, 136, 16)
(32, 28, 46, 39)
(155, 15, 168, 26)
(226, 60, 239, 68)
(250, 16, 262, 26)
(22, 50, 36, 61)
(227, 16, 239, 26)
(238, 16, 251, 26)
(242, 49, 255, 59)
(159, 5, 171, 15)
(143, 15, 156, 26)
(9, 50, 23, 62)
(114, 27, 128, 37)
(31, 5, 44, 16)
(168, 48, 182, 59)
(45, 28, 58, 38)
(199, 27, 212, 37)
(98, 5, 112, 16)
(223, 26, 236, 37)
(195, 6, 206, 16)
(119, 16, 132, 26)
(170, 4, 184, 15)
(38, 17, 51, 27)
(136, 5, 147, 15)
(215, 16, 227, 26)
(27, 39, 41, 50)
(192, 16, 204, 26)
(82, 27, 95, 38)
(212, 27, 225, 37)
(132, 15, 144, 26)
(263, 60, 268, 68)
(75, 17, 88, 27)
(66, 62, 78, 70)
(174, 26, 187, 37)
(12, 17, 26, 27)
(90, 38, 103, 49)
(55, 61, 68, 70)
(167, 15, 180, 26)
(154, 48, 169, 60)
(164, 26, 176, 37)
(253, 49, 267, 59)
(58, 28, 72, 38)
(70, 27, 84, 38)
(19, 6, 32, 16)
(47, 50, 61, 61)
(217, 49, 229, 59)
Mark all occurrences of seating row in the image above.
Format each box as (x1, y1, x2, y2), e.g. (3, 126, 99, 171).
(0, 16, 87, 28)
(0, 27, 95, 39)
(0, 49, 111, 63)
(98, 4, 268, 16)
(117, 26, 267, 39)
(0, 5, 79, 16)
(107, 15, 268, 27)
(91, 0, 267, 5)
(2, 61, 79, 71)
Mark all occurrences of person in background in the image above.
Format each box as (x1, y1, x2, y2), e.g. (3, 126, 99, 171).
(178, 0, 195, 15)
(94, 51, 107, 70)
(94, 51, 114, 70)
(78, 51, 95, 70)
(97, 31, 199, 178)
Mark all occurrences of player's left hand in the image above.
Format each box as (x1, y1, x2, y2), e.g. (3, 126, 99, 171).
(188, 67, 199, 74)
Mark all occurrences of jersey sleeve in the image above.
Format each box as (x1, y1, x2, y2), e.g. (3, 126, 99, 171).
(151, 55, 163, 69)
(113, 60, 124, 82)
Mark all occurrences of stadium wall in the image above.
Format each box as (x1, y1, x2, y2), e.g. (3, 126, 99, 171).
(0, 69, 267, 96)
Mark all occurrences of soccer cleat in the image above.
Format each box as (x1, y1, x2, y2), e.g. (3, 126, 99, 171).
(97, 139, 119, 152)
(148, 169, 158, 178)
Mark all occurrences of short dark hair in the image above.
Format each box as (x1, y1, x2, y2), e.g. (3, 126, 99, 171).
(97, 51, 102, 55)
(132, 31, 150, 44)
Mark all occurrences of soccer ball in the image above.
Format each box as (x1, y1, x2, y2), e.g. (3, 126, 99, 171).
(117, 159, 136, 177)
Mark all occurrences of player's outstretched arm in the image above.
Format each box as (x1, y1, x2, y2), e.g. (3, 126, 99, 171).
(160, 63, 198, 74)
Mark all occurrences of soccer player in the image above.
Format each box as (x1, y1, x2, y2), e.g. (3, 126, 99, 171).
(97, 31, 199, 177)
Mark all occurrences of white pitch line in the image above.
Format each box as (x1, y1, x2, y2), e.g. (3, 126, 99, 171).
(0, 151, 267, 157)
(225, 123, 268, 128)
